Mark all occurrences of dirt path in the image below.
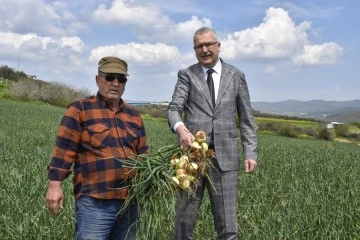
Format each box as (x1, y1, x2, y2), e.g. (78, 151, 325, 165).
(334, 138, 351, 143)
(334, 138, 360, 147)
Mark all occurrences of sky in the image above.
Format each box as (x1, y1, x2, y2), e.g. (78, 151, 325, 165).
(0, 0, 359, 102)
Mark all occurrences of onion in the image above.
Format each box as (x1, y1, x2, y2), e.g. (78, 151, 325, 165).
(181, 179, 191, 189)
(176, 168, 187, 176)
(191, 141, 202, 149)
(186, 175, 195, 181)
(179, 156, 189, 162)
(172, 176, 180, 185)
(201, 143, 208, 151)
(190, 162, 199, 170)
(195, 131, 206, 143)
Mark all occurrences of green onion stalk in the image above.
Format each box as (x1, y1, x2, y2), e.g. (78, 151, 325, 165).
(106, 131, 216, 238)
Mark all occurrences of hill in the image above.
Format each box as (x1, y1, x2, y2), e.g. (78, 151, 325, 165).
(252, 99, 360, 123)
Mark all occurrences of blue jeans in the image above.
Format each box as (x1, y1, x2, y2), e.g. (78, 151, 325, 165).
(75, 196, 139, 240)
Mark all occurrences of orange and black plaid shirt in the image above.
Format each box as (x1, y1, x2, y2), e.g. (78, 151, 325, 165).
(48, 92, 149, 200)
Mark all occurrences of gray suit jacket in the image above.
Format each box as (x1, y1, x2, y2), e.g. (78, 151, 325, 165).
(167, 59, 258, 171)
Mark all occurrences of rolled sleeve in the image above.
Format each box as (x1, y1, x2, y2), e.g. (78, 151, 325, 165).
(47, 165, 73, 181)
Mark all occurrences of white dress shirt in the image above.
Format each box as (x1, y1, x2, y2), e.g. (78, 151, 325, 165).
(201, 59, 222, 102)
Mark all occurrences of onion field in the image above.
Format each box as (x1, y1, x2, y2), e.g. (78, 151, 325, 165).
(0, 98, 359, 240)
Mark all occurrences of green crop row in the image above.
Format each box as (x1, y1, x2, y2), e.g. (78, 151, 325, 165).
(0, 98, 359, 239)
(255, 117, 319, 127)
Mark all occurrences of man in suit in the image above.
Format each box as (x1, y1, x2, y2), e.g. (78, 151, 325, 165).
(167, 27, 258, 239)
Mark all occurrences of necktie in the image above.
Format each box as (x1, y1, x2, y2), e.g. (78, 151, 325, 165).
(207, 69, 215, 107)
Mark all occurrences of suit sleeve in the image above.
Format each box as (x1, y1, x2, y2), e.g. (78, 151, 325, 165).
(167, 70, 190, 131)
(236, 72, 258, 161)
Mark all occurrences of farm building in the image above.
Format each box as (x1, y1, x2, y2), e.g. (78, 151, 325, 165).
(326, 121, 345, 129)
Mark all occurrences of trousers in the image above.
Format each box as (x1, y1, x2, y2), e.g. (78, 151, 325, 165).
(75, 196, 138, 240)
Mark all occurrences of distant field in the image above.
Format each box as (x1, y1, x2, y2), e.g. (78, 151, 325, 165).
(0, 78, 9, 97)
(255, 117, 319, 128)
(1, 98, 359, 239)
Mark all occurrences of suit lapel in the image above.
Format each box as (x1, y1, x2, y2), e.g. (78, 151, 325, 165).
(215, 62, 233, 109)
(191, 63, 213, 108)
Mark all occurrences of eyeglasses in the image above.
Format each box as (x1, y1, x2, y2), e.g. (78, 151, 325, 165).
(99, 74, 127, 83)
(193, 41, 218, 51)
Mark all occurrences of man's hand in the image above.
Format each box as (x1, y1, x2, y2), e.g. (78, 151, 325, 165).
(244, 159, 257, 173)
(176, 124, 194, 148)
(45, 180, 64, 215)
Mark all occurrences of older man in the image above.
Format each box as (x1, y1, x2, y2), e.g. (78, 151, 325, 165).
(45, 56, 149, 240)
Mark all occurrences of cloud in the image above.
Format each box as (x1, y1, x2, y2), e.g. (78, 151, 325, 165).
(92, 0, 211, 42)
(60, 37, 85, 53)
(0, 31, 86, 77)
(0, 32, 84, 59)
(221, 7, 310, 59)
(88, 42, 198, 81)
(293, 43, 344, 66)
(93, 0, 168, 26)
(264, 65, 277, 73)
(166, 16, 212, 41)
(279, 2, 343, 19)
(0, 0, 86, 36)
(89, 42, 180, 66)
(220, 7, 343, 67)
(134, 16, 211, 42)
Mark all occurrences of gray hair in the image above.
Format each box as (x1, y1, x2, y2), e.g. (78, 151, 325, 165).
(193, 27, 218, 42)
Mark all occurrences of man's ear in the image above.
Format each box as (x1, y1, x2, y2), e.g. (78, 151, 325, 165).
(96, 76, 100, 86)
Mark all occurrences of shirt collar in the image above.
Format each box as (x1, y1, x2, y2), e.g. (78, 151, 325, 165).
(201, 58, 222, 75)
(96, 91, 124, 110)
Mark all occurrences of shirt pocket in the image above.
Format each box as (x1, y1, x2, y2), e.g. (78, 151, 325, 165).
(87, 123, 110, 148)
(126, 126, 142, 142)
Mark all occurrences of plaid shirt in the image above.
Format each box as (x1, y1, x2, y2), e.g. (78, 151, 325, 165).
(48, 92, 149, 199)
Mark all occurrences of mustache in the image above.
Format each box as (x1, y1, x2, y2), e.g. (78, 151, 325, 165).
(201, 53, 212, 57)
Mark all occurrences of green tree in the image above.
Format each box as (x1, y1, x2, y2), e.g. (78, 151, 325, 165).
(335, 124, 349, 137)
(0, 65, 28, 81)
(317, 126, 334, 141)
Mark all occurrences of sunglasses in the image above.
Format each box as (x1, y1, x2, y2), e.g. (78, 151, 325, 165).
(99, 74, 127, 83)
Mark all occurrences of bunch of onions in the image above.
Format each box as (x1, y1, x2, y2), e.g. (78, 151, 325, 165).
(169, 131, 215, 192)
(109, 131, 215, 237)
